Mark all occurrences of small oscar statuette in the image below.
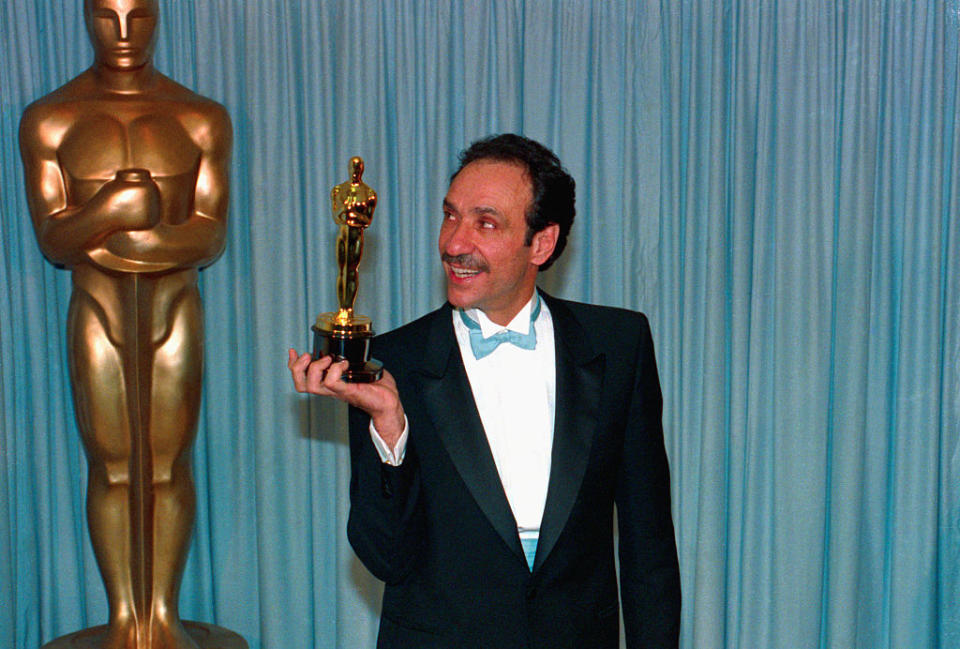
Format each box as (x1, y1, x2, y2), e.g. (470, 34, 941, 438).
(312, 156, 384, 382)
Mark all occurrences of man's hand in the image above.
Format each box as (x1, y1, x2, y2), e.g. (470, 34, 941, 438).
(288, 349, 405, 449)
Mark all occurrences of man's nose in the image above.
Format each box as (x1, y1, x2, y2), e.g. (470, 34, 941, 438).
(441, 221, 473, 255)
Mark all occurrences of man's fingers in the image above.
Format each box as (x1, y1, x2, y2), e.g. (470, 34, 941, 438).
(287, 348, 302, 370)
(322, 359, 350, 391)
(303, 355, 334, 392)
(288, 349, 318, 392)
(289, 349, 342, 395)
(289, 349, 306, 391)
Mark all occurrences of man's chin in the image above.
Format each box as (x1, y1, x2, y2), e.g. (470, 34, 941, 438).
(445, 286, 476, 311)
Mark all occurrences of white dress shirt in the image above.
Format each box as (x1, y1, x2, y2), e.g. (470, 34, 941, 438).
(370, 292, 556, 539)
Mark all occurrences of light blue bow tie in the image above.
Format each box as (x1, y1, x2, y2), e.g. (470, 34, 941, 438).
(459, 294, 542, 360)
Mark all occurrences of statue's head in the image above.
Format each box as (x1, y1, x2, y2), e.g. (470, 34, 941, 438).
(349, 157, 365, 182)
(84, 0, 159, 70)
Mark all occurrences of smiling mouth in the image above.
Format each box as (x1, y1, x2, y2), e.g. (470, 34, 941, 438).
(441, 253, 488, 279)
(449, 265, 482, 280)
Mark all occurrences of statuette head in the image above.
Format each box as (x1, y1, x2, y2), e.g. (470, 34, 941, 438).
(349, 156, 365, 182)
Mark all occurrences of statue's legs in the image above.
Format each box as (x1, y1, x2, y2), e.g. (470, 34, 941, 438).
(336, 226, 364, 313)
(66, 279, 204, 649)
(145, 287, 203, 649)
(68, 288, 138, 649)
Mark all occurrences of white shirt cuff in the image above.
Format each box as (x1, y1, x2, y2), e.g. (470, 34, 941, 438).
(369, 415, 409, 466)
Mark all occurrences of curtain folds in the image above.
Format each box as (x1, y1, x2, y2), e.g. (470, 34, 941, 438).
(1, 2, 956, 648)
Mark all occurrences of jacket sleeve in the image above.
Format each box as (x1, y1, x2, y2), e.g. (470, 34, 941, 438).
(346, 404, 426, 584)
(616, 314, 681, 648)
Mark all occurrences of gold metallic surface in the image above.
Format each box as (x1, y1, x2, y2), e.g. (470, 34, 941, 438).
(19, 2, 242, 648)
(314, 312, 374, 334)
(310, 157, 382, 382)
(41, 622, 246, 649)
(329, 156, 377, 322)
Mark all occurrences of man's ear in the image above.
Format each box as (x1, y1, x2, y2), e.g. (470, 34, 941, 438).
(530, 223, 559, 266)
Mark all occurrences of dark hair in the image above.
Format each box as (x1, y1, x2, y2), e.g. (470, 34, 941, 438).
(453, 134, 575, 271)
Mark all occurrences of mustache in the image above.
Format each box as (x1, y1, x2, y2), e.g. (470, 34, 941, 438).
(441, 253, 489, 272)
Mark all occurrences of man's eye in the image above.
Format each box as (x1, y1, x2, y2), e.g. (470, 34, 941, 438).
(480, 220, 495, 229)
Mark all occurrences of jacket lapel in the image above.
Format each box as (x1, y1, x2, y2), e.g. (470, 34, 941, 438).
(533, 293, 604, 572)
(415, 306, 525, 562)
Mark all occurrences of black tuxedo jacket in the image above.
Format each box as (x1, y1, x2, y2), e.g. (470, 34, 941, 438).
(347, 292, 680, 649)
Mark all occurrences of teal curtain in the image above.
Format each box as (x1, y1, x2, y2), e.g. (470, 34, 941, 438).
(1, 2, 957, 648)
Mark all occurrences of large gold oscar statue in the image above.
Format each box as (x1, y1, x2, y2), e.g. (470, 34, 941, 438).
(19, 2, 245, 648)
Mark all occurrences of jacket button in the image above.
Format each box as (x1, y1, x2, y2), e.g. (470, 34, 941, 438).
(525, 584, 537, 600)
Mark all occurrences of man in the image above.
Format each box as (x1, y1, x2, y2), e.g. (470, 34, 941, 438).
(19, 1, 231, 647)
(289, 134, 680, 648)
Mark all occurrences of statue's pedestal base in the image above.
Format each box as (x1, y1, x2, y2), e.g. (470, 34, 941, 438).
(41, 621, 247, 649)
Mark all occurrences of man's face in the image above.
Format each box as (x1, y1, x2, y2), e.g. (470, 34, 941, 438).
(86, 0, 158, 70)
(439, 160, 556, 325)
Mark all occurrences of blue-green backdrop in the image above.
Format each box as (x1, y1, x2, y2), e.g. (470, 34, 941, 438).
(1, 1, 957, 648)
